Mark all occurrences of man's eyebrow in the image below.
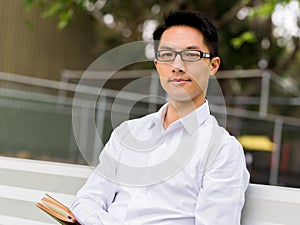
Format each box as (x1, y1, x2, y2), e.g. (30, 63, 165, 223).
(158, 45, 201, 50)
(158, 45, 173, 50)
(186, 45, 201, 50)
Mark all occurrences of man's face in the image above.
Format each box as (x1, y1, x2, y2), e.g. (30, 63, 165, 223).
(154, 25, 220, 106)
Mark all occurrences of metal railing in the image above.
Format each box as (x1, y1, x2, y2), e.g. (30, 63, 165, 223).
(1, 70, 300, 186)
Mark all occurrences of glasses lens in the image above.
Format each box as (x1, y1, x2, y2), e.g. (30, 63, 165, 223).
(157, 50, 175, 61)
(182, 50, 201, 61)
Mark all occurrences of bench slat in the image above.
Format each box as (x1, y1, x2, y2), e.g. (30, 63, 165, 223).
(0, 156, 92, 177)
(241, 184, 300, 225)
(0, 214, 55, 225)
(0, 185, 76, 224)
(0, 168, 88, 195)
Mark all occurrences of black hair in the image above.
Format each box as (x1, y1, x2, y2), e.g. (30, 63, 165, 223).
(153, 10, 218, 57)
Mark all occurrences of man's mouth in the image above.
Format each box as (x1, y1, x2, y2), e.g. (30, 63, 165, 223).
(170, 78, 191, 84)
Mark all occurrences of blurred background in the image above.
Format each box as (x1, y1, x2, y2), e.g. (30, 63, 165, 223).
(0, 0, 300, 188)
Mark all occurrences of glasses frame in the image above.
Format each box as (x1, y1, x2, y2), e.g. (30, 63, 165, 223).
(155, 49, 211, 62)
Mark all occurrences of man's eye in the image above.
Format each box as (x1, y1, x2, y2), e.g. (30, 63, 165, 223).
(160, 52, 173, 57)
(186, 52, 200, 57)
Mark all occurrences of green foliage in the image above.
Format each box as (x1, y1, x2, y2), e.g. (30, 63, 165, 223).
(23, 0, 87, 30)
(230, 31, 256, 49)
(21, 0, 300, 119)
(24, 0, 34, 10)
(57, 8, 74, 29)
(249, 0, 295, 19)
(42, 1, 65, 18)
(23, 0, 300, 75)
(24, 0, 47, 10)
(249, 1, 276, 19)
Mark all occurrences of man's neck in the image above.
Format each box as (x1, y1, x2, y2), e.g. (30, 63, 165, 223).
(163, 98, 205, 129)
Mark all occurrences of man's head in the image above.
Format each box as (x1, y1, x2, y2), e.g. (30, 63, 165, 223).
(153, 10, 219, 58)
(152, 10, 220, 107)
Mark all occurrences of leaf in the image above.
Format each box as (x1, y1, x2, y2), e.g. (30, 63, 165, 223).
(24, 0, 34, 10)
(57, 8, 74, 30)
(25, 19, 34, 30)
(57, 20, 68, 30)
(256, 2, 276, 19)
(43, 1, 64, 18)
(230, 31, 256, 49)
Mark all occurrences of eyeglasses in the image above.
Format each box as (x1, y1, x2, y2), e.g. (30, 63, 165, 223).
(155, 49, 211, 62)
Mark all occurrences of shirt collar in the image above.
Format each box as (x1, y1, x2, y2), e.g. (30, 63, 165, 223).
(181, 101, 210, 134)
(146, 103, 168, 130)
(147, 101, 210, 134)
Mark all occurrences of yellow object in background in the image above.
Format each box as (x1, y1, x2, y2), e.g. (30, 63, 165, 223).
(238, 135, 275, 152)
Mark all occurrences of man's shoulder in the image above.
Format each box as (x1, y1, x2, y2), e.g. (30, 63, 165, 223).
(199, 115, 244, 170)
(206, 115, 241, 147)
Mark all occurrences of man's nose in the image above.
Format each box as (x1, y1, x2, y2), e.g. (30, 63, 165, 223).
(171, 54, 185, 73)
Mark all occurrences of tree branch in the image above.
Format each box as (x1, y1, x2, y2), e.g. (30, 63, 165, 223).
(274, 37, 300, 74)
(215, 0, 256, 28)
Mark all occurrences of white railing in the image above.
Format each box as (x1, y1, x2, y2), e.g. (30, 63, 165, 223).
(1, 70, 300, 186)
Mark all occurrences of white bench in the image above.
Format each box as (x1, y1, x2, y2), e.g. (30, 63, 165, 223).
(1, 156, 300, 225)
(0, 156, 92, 225)
(242, 183, 300, 225)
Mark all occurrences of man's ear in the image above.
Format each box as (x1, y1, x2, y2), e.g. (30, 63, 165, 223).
(154, 59, 158, 67)
(210, 57, 220, 75)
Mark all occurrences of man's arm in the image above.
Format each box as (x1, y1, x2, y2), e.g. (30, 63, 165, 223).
(195, 137, 250, 225)
(70, 170, 123, 225)
(70, 131, 129, 225)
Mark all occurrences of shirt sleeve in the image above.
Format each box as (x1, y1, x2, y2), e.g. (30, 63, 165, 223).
(195, 137, 250, 225)
(70, 131, 129, 225)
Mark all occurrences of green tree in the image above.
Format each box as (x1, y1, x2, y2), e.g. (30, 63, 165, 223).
(24, 0, 300, 71)
(24, 0, 300, 116)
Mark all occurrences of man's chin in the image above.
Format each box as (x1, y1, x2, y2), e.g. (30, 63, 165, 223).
(168, 95, 196, 104)
(168, 92, 205, 106)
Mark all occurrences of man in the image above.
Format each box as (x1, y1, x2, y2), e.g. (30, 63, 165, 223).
(71, 10, 249, 225)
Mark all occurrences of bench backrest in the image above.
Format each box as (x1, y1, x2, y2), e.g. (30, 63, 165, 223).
(241, 183, 300, 225)
(0, 156, 92, 225)
(1, 156, 300, 225)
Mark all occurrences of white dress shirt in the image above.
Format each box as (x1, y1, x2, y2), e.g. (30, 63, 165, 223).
(71, 101, 250, 225)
